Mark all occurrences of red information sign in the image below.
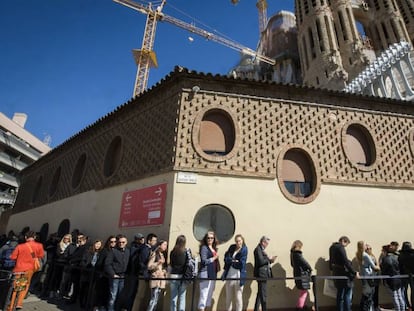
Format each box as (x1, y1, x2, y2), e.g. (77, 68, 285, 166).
(118, 183, 167, 228)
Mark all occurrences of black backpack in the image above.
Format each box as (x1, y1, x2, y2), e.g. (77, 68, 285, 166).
(0, 245, 16, 269)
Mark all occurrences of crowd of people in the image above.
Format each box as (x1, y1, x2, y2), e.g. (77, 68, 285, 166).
(1, 229, 414, 311)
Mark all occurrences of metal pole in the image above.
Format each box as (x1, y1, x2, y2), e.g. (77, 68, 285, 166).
(190, 278, 197, 311)
(312, 275, 319, 311)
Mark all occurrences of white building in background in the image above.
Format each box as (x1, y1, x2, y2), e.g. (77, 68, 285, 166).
(0, 112, 51, 211)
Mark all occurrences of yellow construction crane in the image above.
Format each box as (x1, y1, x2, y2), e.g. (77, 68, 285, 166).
(114, 0, 275, 97)
(230, 0, 268, 34)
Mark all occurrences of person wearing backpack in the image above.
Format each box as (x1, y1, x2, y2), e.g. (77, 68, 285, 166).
(7, 231, 44, 311)
(169, 235, 192, 311)
(0, 235, 18, 270)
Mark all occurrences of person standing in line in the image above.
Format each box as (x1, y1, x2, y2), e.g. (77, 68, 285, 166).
(398, 241, 414, 310)
(198, 231, 220, 311)
(120, 233, 145, 311)
(7, 231, 44, 311)
(329, 236, 357, 311)
(94, 235, 117, 311)
(381, 243, 406, 311)
(147, 240, 168, 311)
(105, 234, 130, 311)
(79, 239, 103, 308)
(355, 241, 380, 311)
(254, 236, 277, 311)
(133, 233, 158, 311)
(222, 234, 248, 311)
(169, 235, 189, 311)
(290, 240, 312, 311)
(366, 244, 381, 311)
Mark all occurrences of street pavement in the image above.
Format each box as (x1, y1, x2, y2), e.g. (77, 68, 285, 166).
(4, 294, 84, 311)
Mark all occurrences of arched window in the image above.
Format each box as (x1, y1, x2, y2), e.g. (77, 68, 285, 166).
(278, 147, 320, 204)
(57, 219, 70, 238)
(342, 123, 376, 169)
(199, 110, 235, 156)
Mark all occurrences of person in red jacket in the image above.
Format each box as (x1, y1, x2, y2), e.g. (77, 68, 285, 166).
(7, 230, 44, 310)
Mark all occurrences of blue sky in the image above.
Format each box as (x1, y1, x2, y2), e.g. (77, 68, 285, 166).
(0, 0, 294, 147)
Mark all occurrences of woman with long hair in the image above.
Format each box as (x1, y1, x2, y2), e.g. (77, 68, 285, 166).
(147, 240, 168, 311)
(94, 235, 116, 311)
(290, 240, 312, 311)
(356, 241, 380, 311)
(198, 231, 219, 311)
(169, 235, 190, 311)
(48, 234, 72, 297)
(79, 239, 103, 308)
(222, 234, 248, 311)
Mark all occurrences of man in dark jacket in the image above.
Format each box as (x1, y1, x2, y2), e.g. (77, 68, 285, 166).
(398, 241, 414, 309)
(254, 236, 277, 311)
(105, 235, 130, 311)
(329, 236, 357, 311)
(135, 233, 158, 311)
(381, 243, 406, 311)
(118, 233, 146, 311)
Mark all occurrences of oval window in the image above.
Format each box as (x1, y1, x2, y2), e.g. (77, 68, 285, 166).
(193, 204, 235, 243)
(72, 153, 87, 189)
(49, 166, 61, 197)
(278, 147, 320, 204)
(342, 123, 376, 170)
(32, 176, 43, 204)
(104, 136, 122, 177)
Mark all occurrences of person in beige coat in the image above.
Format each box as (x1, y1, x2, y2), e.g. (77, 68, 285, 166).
(147, 240, 168, 311)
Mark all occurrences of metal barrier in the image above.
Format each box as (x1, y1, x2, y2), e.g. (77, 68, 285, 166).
(14, 262, 414, 311)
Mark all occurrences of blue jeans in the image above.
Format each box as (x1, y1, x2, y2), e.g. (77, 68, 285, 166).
(147, 287, 162, 311)
(336, 286, 353, 311)
(170, 279, 187, 311)
(108, 277, 125, 311)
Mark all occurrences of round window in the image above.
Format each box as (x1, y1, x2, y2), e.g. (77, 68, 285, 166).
(72, 153, 87, 189)
(193, 204, 235, 243)
(104, 136, 122, 177)
(342, 122, 377, 170)
(277, 146, 321, 204)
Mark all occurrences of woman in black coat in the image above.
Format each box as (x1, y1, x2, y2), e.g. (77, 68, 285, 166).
(290, 240, 312, 311)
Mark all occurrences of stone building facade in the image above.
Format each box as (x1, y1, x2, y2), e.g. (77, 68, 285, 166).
(295, 0, 414, 90)
(2, 67, 414, 309)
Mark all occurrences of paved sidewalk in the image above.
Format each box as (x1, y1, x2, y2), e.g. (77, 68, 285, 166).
(6, 295, 83, 311)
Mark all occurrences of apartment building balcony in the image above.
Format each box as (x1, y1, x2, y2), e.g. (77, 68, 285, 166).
(0, 128, 42, 162)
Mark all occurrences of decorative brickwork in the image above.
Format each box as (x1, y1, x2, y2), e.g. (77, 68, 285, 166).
(11, 69, 414, 213)
(13, 87, 181, 213)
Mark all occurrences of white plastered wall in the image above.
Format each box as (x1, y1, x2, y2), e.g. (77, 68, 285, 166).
(6, 171, 413, 309)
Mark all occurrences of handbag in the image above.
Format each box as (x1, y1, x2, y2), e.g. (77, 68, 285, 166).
(26, 243, 42, 272)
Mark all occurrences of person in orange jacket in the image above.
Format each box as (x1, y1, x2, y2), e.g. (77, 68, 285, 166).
(8, 230, 44, 310)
